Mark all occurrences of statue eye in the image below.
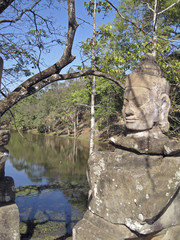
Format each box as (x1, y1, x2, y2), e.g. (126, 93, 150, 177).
(136, 101, 142, 107)
(123, 99, 128, 106)
(135, 94, 150, 107)
(134, 97, 143, 107)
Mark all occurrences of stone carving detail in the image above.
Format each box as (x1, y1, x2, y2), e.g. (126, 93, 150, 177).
(73, 54, 180, 240)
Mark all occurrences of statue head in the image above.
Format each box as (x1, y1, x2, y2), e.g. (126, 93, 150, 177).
(122, 54, 170, 133)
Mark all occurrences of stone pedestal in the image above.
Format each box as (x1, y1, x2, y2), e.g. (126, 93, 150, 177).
(73, 148, 180, 239)
(0, 203, 20, 240)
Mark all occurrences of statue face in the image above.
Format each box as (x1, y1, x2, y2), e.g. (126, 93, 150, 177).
(122, 88, 158, 131)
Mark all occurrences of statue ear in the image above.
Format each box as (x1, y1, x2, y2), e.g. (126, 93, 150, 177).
(159, 94, 170, 133)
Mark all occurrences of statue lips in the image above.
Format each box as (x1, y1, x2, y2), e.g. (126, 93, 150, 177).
(125, 117, 138, 123)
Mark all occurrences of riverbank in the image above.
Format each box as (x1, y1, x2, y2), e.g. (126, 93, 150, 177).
(10, 117, 126, 144)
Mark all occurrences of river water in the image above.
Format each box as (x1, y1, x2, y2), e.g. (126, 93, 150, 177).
(5, 131, 111, 239)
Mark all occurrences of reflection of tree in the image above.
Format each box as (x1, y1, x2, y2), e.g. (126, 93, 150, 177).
(7, 132, 90, 184)
(9, 155, 46, 183)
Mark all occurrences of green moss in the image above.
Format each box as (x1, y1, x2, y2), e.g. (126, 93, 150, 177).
(20, 221, 67, 239)
(19, 222, 27, 234)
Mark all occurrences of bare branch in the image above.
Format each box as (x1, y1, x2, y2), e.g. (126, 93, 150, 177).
(0, 0, 41, 24)
(77, 16, 93, 26)
(158, 36, 180, 43)
(158, 0, 180, 15)
(142, 1, 154, 12)
(105, 0, 152, 41)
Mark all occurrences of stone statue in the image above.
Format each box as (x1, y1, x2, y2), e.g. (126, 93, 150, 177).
(73, 54, 180, 240)
(123, 53, 170, 134)
(110, 54, 179, 155)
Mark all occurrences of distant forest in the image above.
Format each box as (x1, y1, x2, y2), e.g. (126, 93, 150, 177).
(0, 77, 123, 135)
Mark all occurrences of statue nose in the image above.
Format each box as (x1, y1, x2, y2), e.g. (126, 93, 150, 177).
(125, 102, 135, 116)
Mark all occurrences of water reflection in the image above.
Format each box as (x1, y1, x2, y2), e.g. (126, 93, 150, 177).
(7, 132, 90, 185)
(5, 131, 111, 239)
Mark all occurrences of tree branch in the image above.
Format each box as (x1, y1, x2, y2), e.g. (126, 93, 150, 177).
(152, 0, 158, 57)
(141, 2, 154, 12)
(0, 69, 124, 117)
(105, 0, 152, 41)
(35, 70, 125, 89)
(158, 36, 180, 43)
(158, 0, 180, 15)
(0, 0, 41, 24)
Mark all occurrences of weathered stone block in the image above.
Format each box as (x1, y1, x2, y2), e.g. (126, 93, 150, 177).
(0, 176, 15, 203)
(0, 203, 20, 240)
(73, 210, 135, 240)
